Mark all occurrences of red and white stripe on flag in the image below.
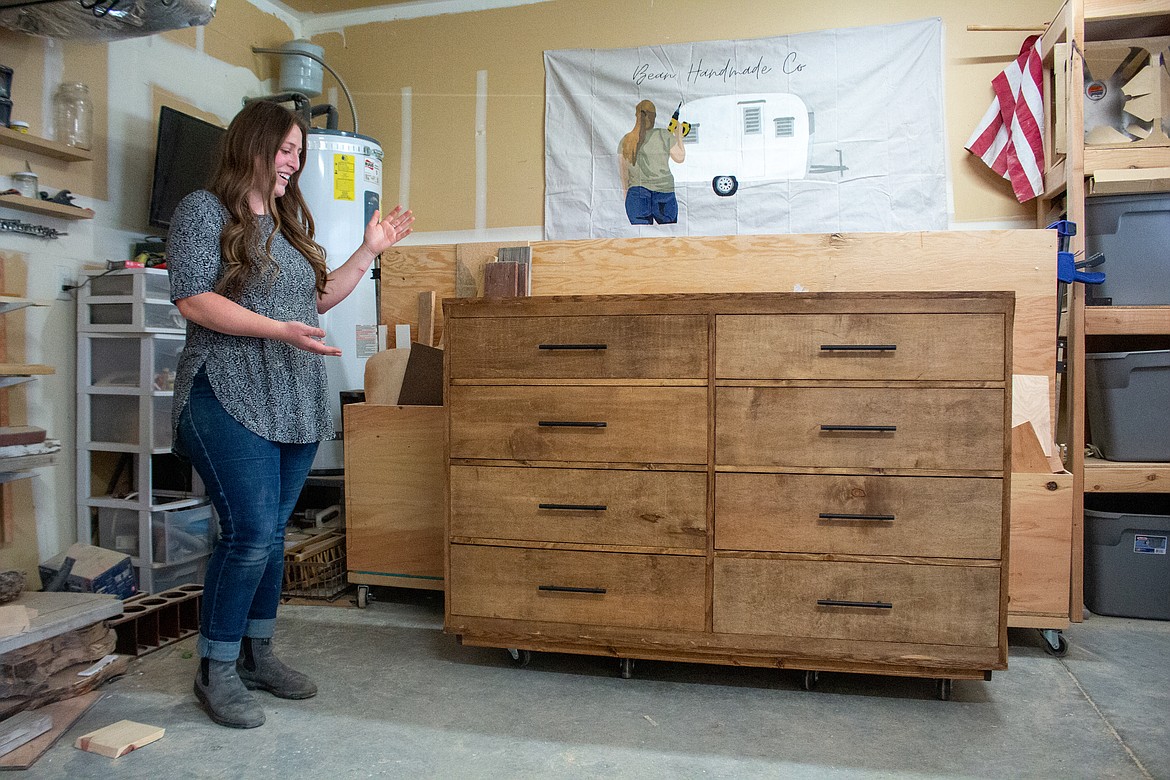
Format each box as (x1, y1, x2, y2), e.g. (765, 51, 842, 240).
(965, 35, 1045, 203)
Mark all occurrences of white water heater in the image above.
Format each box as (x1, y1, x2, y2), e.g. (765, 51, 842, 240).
(297, 128, 383, 473)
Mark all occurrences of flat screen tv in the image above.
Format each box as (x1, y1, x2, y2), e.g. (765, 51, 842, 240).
(148, 106, 225, 230)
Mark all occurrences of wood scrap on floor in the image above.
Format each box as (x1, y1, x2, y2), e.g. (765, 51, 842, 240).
(74, 720, 164, 759)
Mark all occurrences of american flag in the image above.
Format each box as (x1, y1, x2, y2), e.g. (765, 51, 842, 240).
(965, 35, 1046, 203)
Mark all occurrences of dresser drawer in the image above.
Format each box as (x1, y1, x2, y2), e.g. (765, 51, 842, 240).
(715, 473, 1003, 558)
(451, 465, 707, 548)
(450, 386, 708, 463)
(449, 315, 707, 379)
(716, 313, 1006, 380)
(713, 558, 1000, 646)
(716, 387, 1005, 471)
(449, 545, 706, 630)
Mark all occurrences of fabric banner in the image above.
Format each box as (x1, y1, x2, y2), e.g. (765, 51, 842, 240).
(544, 18, 947, 239)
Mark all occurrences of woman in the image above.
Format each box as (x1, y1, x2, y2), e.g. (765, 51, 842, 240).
(618, 99, 685, 225)
(166, 100, 413, 729)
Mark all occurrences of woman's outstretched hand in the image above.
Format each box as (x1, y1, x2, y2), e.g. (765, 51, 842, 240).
(362, 206, 414, 257)
(280, 321, 342, 356)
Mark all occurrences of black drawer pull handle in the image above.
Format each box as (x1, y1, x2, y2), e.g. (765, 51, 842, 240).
(539, 343, 608, 350)
(820, 344, 897, 351)
(820, 424, 897, 432)
(538, 420, 607, 428)
(816, 599, 893, 609)
(818, 513, 896, 521)
(538, 503, 608, 511)
(539, 585, 607, 594)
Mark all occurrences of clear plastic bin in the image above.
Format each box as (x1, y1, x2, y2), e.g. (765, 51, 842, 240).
(86, 301, 185, 331)
(140, 554, 209, 594)
(89, 394, 173, 449)
(89, 270, 172, 300)
(99, 498, 214, 563)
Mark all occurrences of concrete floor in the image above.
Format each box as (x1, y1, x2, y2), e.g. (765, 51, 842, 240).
(24, 588, 1170, 779)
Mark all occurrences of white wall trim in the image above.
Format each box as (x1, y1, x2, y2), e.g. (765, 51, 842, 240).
(475, 70, 487, 232)
(244, 0, 305, 37)
(300, 0, 553, 36)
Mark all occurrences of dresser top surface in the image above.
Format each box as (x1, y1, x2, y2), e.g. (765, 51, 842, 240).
(443, 290, 1016, 319)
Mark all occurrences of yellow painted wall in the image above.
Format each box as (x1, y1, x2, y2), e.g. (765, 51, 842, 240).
(315, 0, 1057, 234)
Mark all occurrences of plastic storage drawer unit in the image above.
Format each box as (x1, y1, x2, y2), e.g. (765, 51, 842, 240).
(1084, 497, 1170, 620)
(1085, 350, 1170, 462)
(1085, 192, 1170, 306)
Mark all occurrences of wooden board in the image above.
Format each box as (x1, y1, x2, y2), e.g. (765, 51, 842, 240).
(384, 231, 1056, 417)
(0, 692, 103, 771)
(0, 592, 122, 656)
(1007, 472, 1074, 623)
(343, 404, 445, 587)
(75, 720, 164, 758)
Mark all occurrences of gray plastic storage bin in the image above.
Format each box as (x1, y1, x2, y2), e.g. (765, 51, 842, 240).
(1084, 496, 1170, 620)
(1085, 192, 1170, 305)
(1085, 349, 1170, 462)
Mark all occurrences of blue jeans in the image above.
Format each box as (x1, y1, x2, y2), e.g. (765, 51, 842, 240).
(175, 368, 318, 662)
(625, 186, 679, 225)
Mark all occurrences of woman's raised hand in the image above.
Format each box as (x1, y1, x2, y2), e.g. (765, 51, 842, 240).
(362, 206, 414, 257)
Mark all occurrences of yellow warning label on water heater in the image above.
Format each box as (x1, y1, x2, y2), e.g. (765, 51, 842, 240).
(333, 154, 355, 201)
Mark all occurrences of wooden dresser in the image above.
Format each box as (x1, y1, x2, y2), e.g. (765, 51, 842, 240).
(444, 291, 1013, 694)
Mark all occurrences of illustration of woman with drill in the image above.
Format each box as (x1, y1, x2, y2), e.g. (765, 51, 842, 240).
(618, 99, 686, 225)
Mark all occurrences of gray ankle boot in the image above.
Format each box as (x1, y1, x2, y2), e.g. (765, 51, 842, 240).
(194, 657, 265, 729)
(237, 637, 318, 700)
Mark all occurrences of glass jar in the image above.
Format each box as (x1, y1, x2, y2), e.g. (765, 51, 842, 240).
(53, 82, 93, 150)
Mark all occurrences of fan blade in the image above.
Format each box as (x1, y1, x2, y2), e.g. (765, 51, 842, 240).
(1126, 91, 1158, 122)
(1122, 64, 1155, 98)
(1086, 125, 1133, 144)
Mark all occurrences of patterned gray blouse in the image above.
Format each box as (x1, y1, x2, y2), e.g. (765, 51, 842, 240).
(167, 190, 332, 444)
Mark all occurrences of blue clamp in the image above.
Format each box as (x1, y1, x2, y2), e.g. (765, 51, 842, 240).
(1049, 220, 1105, 285)
(1057, 251, 1106, 284)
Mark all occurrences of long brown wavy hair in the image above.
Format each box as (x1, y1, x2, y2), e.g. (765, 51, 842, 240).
(207, 100, 328, 299)
(620, 99, 657, 167)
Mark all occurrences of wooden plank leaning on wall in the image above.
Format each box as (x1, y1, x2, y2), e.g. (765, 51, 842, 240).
(379, 230, 1076, 627)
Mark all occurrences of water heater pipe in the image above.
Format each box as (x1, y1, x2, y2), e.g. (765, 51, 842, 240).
(252, 46, 358, 132)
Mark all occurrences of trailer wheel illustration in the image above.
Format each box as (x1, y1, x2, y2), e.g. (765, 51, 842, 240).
(712, 175, 739, 197)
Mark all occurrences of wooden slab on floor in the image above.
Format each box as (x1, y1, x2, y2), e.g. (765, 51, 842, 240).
(75, 719, 164, 758)
(0, 592, 122, 656)
(0, 691, 103, 771)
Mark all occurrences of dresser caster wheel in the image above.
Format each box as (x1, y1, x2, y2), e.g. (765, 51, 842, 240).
(356, 585, 371, 609)
(507, 649, 532, 668)
(936, 679, 953, 701)
(801, 670, 820, 691)
(1041, 629, 1069, 657)
(619, 658, 635, 679)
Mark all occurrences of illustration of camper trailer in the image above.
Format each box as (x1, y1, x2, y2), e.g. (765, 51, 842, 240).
(675, 92, 844, 196)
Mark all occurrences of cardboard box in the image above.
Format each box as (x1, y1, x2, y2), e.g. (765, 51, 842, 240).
(38, 544, 137, 599)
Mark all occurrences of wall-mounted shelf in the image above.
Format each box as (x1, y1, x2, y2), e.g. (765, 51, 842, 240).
(0, 363, 54, 377)
(0, 194, 94, 220)
(0, 126, 93, 162)
(0, 295, 45, 314)
(0, 452, 58, 484)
